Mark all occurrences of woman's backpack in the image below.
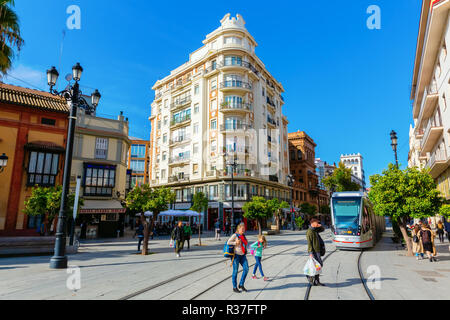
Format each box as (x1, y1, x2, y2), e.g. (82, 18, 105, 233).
(223, 243, 234, 259)
(420, 230, 431, 243)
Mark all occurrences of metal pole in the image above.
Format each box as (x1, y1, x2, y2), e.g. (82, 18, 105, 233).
(50, 82, 79, 269)
(231, 160, 235, 232)
(394, 147, 399, 169)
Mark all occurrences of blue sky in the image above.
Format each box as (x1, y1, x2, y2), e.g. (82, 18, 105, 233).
(5, 0, 422, 184)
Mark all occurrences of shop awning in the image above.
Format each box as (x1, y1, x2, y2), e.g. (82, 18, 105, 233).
(79, 200, 126, 214)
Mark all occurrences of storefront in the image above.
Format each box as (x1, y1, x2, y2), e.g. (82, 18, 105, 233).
(76, 200, 126, 238)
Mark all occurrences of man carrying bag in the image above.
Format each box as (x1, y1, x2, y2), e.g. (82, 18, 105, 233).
(306, 217, 326, 286)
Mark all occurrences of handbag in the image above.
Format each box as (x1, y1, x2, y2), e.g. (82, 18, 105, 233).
(413, 235, 419, 243)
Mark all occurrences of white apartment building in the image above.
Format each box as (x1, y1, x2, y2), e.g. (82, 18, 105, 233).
(340, 153, 366, 189)
(149, 14, 291, 230)
(409, 0, 450, 201)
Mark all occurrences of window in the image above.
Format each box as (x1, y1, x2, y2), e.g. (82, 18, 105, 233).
(164, 116, 168, 126)
(194, 85, 199, 95)
(211, 79, 217, 90)
(84, 164, 116, 197)
(95, 138, 108, 159)
(224, 56, 242, 66)
(164, 99, 168, 108)
(211, 60, 217, 70)
(130, 160, 145, 173)
(209, 185, 218, 200)
(157, 120, 161, 130)
(131, 144, 146, 158)
(224, 36, 242, 45)
(194, 103, 200, 114)
(211, 99, 217, 111)
(193, 143, 199, 154)
(211, 119, 217, 130)
(193, 122, 199, 134)
(27, 151, 60, 186)
(41, 118, 56, 126)
(193, 163, 199, 174)
(163, 134, 167, 144)
(297, 150, 302, 160)
(161, 169, 166, 179)
(162, 152, 167, 161)
(211, 140, 217, 152)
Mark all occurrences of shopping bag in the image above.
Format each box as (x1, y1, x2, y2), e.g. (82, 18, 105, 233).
(169, 239, 174, 248)
(303, 256, 322, 276)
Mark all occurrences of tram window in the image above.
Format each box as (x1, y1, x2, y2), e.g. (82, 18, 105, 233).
(362, 206, 370, 233)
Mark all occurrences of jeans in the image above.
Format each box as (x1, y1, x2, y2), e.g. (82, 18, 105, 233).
(137, 237, 144, 251)
(252, 256, 264, 277)
(232, 254, 249, 288)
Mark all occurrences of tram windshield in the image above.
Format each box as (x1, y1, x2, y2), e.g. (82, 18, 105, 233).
(332, 197, 361, 235)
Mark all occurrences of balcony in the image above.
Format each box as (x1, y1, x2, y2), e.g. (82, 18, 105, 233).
(420, 118, 444, 154)
(267, 116, 277, 127)
(218, 61, 259, 76)
(170, 114, 191, 128)
(417, 84, 439, 125)
(426, 152, 448, 179)
(266, 97, 276, 109)
(220, 123, 253, 133)
(169, 135, 191, 146)
(220, 101, 252, 113)
(219, 81, 252, 92)
(168, 155, 190, 165)
(171, 77, 192, 92)
(266, 79, 275, 92)
(168, 174, 190, 183)
(171, 96, 192, 111)
(269, 175, 279, 182)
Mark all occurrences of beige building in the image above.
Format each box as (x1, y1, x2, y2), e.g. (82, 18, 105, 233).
(149, 14, 291, 230)
(409, 0, 450, 201)
(71, 108, 131, 238)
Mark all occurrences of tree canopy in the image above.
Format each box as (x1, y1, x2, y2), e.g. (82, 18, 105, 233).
(323, 162, 361, 192)
(243, 196, 274, 234)
(0, 0, 24, 75)
(300, 202, 317, 216)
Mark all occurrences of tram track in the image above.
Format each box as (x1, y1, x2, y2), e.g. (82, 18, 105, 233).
(119, 238, 302, 300)
(304, 249, 375, 300)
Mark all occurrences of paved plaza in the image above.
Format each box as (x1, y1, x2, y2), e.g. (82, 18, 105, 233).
(0, 230, 449, 300)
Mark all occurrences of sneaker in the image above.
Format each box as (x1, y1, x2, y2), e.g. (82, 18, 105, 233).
(233, 288, 241, 293)
(238, 285, 248, 292)
(176, 254, 180, 258)
(251, 275, 257, 280)
(429, 257, 433, 262)
(416, 256, 420, 260)
(263, 277, 269, 281)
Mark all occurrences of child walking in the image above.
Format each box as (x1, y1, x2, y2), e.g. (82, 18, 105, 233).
(251, 235, 268, 281)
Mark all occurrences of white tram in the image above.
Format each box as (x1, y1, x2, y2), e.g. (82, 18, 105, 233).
(331, 192, 385, 250)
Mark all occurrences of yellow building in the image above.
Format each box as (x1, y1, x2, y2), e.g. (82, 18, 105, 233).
(71, 109, 132, 238)
(0, 83, 68, 236)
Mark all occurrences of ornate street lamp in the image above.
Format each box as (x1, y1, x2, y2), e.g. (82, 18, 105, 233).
(287, 174, 295, 230)
(224, 152, 239, 232)
(47, 63, 101, 269)
(390, 130, 399, 168)
(0, 153, 8, 173)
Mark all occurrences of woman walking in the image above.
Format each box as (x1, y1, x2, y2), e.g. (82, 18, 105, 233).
(411, 224, 424, 260)
(171, 221, 185, 258)
(251, 235, 268, 281)
(420, 223, 437, 262)
(227, 222, 249, 293)
(436, 220, 445, 243)
(183, 222, 192, 250)
(214, 219, 221, 241)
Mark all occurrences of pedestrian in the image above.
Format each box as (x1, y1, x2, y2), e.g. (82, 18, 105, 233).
(225, 219, 231, 236)
(306, 217, 326, 286)
(171, 221, 185, 258)
(436, 220, 445, 243)
(227, 222, 249, 293)
(251, 235, 268, 281)
(420, 222, 437, 262)
(135, 220, 144, 252)
(445, 218, 450, 243)
(411, 224, 424, 260)
(215, 219, 221, 241)
(183, 222, 192, 250)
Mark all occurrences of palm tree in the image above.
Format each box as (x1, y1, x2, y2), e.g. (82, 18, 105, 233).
(0, 0, 24, 75)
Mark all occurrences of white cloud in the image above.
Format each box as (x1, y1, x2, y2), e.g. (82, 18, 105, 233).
(3, 64, 46, 90)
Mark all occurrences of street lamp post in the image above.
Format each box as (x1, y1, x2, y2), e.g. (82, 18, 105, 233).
(224, 153, 238, 232)
(287, 174, 294, 230)
(0, 153, 8, 173)
(390, 130, 399, 168)
(47, 63, 101, 269)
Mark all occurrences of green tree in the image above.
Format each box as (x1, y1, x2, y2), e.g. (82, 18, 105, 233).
(369, 164, 443, 256)
(243, 196, 273, 235)
(24, 186, 83, 236)
(323, 162, 361, 192)
(126, 185, 175, 255)
(0, 0, 24, 75)
(440, 204, 450, 218)
(295, 216, 305, 229)
(320, 204, 331, 215)
(267, 198, 289, 231)
(300, 202, 317, 216)
(190, 191, 208, 246)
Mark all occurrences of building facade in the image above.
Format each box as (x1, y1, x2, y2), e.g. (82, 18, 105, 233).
(288, 131, 329, 211)
(0, 83, 68, 236)
(71, 108, 131, 238)
(127, 137, 151, 188)
(149, 14, 291, 230)
(409, 0, 450, 200)
(340, 153, 366, 190)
